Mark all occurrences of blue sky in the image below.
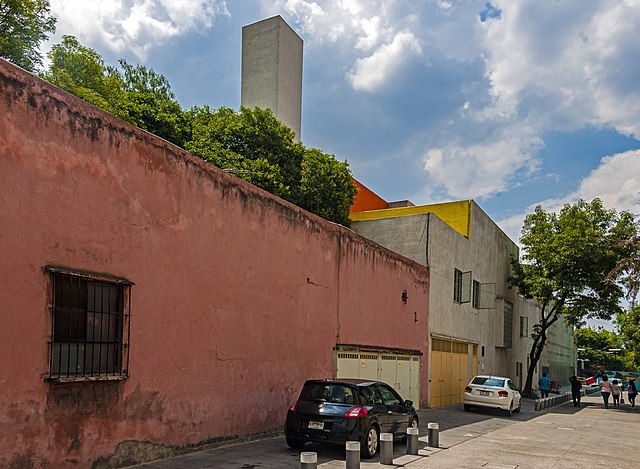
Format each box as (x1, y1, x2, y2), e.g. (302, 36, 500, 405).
(43, 0, 640, 246)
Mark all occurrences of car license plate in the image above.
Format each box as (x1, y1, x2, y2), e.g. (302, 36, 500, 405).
(480, 390, 490, 396)
(308, 421, 324, 430)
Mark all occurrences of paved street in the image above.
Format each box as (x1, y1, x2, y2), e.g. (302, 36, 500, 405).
(134, 393, 640, 469)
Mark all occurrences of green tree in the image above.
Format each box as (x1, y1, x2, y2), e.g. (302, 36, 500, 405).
(0, 0, 56, 72)
(185, 106, 304, 202)
(510, 199, 636, 397)
(43, 37, 188, 146)
(616, 306, 640, 371)
(298, 148, 357, 226)
(42, 35, 126, 117)
(575, 327, 626, 372)
(114, 59, 190, 147)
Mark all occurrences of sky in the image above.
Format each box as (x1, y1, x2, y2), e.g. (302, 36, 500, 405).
(42, 0, 640, 253)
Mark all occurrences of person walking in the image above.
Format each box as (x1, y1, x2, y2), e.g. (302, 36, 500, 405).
(539, 373, 551, 398)
(600, 375, 612, 408)
(569, 376, 582, 407)
(627, 379, 637, 407)
(611, 379, 622, 406)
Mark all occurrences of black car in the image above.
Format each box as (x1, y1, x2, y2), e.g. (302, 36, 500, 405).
(285, 379, 418, 458)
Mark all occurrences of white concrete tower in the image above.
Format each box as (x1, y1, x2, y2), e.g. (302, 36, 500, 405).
(241, 16, 303, 141)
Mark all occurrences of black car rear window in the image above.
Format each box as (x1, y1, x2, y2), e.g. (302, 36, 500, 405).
(300, 383, 356, 404)
(472, 377, 505, 387)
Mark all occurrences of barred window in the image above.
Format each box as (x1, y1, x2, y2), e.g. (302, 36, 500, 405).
(47, 266, 132, 380)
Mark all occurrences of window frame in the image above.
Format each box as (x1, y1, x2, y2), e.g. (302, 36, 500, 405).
(472, 280, 481, 309)
(46, 266, 132, 382)
(453, 269, 472, 304)
(520, 316, 528, 338)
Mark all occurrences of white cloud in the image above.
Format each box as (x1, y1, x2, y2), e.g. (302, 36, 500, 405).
(260, 0, 423, 90)
(347, 31, 422, 91)
(481, 1, 640, 137)
(414, 1, 640, 204)
(497, 149, 640, 246)
(422, 124, 543, 199)
(49, 0, 229, 59)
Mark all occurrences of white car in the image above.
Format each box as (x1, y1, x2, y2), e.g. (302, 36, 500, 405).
(464, 375, 522, 416)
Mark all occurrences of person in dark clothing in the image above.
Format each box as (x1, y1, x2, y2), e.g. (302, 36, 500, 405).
(628, 379, 638, 407)
(569, 376, 583, 407)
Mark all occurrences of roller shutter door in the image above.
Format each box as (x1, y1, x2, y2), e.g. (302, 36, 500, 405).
(336, 348, 421, 409)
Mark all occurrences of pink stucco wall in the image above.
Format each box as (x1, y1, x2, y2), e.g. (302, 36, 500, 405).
(0, 59, 429, 467)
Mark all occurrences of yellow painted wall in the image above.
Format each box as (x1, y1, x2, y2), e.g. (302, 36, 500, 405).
(349, 200, 473, 239)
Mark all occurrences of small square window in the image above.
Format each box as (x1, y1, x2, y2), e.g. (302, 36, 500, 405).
(47, 267, 132, 380)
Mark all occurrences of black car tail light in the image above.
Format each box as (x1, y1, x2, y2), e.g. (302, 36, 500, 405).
(345, 406, 368, 418)
(289, 401, 298, 412)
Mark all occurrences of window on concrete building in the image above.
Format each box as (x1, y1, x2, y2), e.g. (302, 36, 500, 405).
(503, 301, 513, 348)
(453, 269, 472, 304)
(520, 316, 528, 337)
(46, 266, 132, 379)
(472, 280, 481, 309)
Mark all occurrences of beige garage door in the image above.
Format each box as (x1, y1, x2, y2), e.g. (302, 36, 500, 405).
(336, 348, 421, 409)
(430, 338, 475, 408)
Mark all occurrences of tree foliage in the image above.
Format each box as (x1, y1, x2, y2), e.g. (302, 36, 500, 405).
(574, 327, 626, 372)
(186, 106, 304, 201)
(0, 0, 56, 72)
(616, 306, 640, 371)
(298, 148, 358, 226)
(608, 230, 640, 305)
(43, 36, 125, 116)
(186, 106, 358, 224)
(511, 199, 637, 396)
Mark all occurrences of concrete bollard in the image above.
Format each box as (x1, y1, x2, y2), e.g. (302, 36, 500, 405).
(380, 433, 394, 465)
(535, 399, 540, 411)
(406, 427, 419, 455)
(300, 452, 317, 469)
(427, 422, 440, 448)
(345, 441, 360, 469)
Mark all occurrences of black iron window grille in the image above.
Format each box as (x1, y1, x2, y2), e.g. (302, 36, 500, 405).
(46, 266, 132, 380)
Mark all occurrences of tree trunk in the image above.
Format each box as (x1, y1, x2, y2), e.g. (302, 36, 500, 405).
(522, 307, 561, 398)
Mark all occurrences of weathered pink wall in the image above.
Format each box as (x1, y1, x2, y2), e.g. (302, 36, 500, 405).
(0, 59, 429, 468)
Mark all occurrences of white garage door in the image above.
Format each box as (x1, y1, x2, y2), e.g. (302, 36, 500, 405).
(336, 348, 421, 409)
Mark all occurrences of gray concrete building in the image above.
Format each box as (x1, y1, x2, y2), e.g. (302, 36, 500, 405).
(241, 16, 303, 141)
(350, 199, 576, 406)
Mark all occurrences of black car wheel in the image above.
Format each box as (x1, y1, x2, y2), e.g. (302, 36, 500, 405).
(286, 437, 306, 450)
(361, 424, 379, 458)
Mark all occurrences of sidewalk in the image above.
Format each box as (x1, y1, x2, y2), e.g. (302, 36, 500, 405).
(134, 394, 639, 468)
(396, 393, 639, 469)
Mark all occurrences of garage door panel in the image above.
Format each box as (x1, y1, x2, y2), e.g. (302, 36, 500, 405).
(337, 348, 421, 409)
(430, 339, 472, 408)
(359, 354, 379, 381)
